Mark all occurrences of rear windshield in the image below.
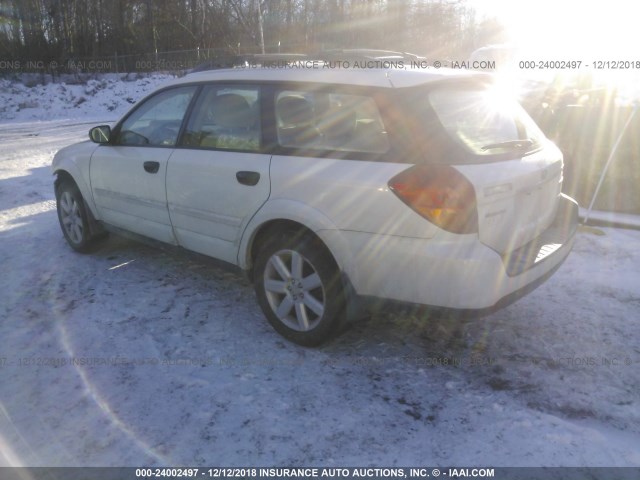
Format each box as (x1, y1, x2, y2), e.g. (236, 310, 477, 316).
(427, 86, 545, 156)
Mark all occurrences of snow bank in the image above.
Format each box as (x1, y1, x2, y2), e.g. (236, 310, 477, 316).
(0, 73, 176, 124)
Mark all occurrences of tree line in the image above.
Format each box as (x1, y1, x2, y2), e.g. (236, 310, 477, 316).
(0, 0, 506, 68)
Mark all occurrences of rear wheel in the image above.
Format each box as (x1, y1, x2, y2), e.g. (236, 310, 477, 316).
(55, 180, 101, 252)
(254, 232, 345, 346)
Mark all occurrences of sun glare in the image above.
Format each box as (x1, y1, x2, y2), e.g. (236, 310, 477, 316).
(482, 0, 637, 54)
(478, 0, 640, 99)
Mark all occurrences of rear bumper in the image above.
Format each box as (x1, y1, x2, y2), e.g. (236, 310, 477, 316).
(336, 193, 579, 310)
(502, 193, 579, 277)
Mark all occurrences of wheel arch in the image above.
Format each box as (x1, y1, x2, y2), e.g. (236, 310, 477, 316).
(238, 200, 355, 282)
(53, 169, 75, 192)
(242, 204, 366, 333)
(247, 219, 326, 276)
(53, 166, 99, 220)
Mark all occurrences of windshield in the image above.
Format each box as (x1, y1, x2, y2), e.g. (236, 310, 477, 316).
(428, 86, 545, 156)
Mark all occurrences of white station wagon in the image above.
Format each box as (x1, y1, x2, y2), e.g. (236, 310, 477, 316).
(52, 66, 578, 345)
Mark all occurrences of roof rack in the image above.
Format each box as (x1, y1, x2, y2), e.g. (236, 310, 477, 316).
(316, 49, 425, 63)
(189, 49, 425, 73)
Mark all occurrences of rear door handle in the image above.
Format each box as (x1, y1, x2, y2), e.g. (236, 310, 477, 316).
(143, 161, 160, 174)
(236, 171, 260, 186)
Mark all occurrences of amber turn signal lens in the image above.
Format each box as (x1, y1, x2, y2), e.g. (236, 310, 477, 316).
(389, 164, 478, 234)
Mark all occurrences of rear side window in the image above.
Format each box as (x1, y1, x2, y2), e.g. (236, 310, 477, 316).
(275, 90, 389, 154)
(182, 85, 261, 151)
(428, 87, 545, 156)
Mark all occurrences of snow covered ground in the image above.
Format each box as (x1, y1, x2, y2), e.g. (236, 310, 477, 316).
(0, 73, 175, 125)
(0, 81, 639, 467)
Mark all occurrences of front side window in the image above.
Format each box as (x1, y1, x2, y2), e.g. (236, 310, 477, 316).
(182, 85, 261, 151)
(116, 86, 197, 147)
(275, 90, 389, 154)
(427, 87, 545, 156)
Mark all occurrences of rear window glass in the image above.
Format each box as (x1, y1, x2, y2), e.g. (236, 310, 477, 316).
(275, 90, 389, 154)
(428, 87, 545, 155)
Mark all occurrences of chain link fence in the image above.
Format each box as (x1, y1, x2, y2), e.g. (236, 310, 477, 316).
(1, 43, 320, 76)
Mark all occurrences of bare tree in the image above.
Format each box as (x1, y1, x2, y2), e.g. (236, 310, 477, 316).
(0, 0, 501, 69)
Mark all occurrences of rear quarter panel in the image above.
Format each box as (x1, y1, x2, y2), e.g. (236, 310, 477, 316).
(238, 155, 441, 279)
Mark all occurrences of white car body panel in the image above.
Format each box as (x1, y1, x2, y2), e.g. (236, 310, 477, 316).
(338, 217, 575, 309)
(247, 144, 574, 307)
(89, 146, 176, 244)
(166, 150, 271, 264)
(455, 142, 564, 254)
(52, 141, 100, 215)
(268, 155, 439, 238)
(237, 198, 349, 269)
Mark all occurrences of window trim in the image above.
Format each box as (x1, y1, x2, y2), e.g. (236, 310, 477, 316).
(171, 79, 403, 161)
(109, 84, 202, 149)
(427, 87, 544, 157)
(175, 83, 264, 154)
(107, 78, 535, 165)
(261, 82, 400, 161)
(273, 88, 391, 156)
(392, 78, 547, 165)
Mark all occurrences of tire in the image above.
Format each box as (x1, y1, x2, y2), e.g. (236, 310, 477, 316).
(55, 180, 101, 253)
(253, 231, 345, 346)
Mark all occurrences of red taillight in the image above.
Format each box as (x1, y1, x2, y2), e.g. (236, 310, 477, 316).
(388, 165, 478, 234)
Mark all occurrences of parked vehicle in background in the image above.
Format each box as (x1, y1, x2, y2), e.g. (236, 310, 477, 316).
(52, 64, 578, 346)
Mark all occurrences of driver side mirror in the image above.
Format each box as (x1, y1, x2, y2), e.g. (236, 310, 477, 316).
(89, 125, 112, 144)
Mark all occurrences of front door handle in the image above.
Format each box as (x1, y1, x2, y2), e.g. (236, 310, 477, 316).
(236, 171, 260, 186)
(144, 161, 160, 174)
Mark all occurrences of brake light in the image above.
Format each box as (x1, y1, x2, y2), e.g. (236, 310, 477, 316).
(388, 165, 478, 234)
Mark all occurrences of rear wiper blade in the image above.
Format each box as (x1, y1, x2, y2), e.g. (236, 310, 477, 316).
(481, 139, 534, 151)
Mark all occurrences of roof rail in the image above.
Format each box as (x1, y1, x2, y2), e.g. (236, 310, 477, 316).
(189, 49, 425, 73)
(190, 53, 311, 73)
(316, 49, 425, 62)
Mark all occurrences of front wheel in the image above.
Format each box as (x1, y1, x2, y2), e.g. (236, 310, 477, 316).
(254, 233, 345, 346)
(55, 180, 101, 252)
